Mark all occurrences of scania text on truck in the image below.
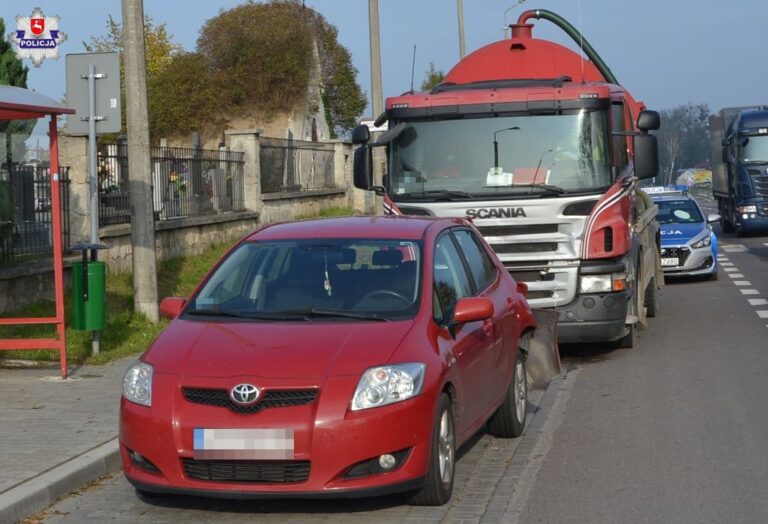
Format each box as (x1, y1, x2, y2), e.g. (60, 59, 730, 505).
(351, 9, 663, 348)
(710, 106, 768, 235)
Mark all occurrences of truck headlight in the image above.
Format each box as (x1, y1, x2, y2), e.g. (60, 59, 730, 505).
(579, 273, 627, 293)
(351, 363, 425, 411)
(690, 234, 711, 249)
(123, 361, 154, 407)
(738, 205, 757, 213)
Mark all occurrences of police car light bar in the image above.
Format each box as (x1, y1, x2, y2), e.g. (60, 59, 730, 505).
(641, 185, 689, 196)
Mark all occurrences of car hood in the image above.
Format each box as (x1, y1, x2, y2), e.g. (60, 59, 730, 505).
(144, 319, 416, 379)
(659, 222, 706, 245)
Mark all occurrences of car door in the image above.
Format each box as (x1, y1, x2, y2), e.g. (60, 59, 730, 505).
(432, 232, 494, 434)
(452, 228, 511, 405)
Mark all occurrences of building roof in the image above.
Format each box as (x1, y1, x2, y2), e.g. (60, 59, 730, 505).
(0, 85, 75, 121)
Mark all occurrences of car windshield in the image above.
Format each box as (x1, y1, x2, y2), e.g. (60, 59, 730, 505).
(186, 239, 422, 321)
(655, 199, 704, 224)
(388, 110, 612, 199)
(740, 135, 768, 164)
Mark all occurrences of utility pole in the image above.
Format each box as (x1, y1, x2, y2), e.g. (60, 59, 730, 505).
(368, 0, 383, 119)
(122, 0, 159, 322)
(457, 0, 466, 59)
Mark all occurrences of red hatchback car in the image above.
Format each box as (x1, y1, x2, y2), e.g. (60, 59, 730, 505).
(121, 216, 536, 505)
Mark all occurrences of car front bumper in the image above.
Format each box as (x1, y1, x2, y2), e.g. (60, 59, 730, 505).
(660, 243, 716, 277)
(120, 373, 436, 498)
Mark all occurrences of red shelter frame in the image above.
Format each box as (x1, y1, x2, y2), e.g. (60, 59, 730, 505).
(0, 86, 75, 378)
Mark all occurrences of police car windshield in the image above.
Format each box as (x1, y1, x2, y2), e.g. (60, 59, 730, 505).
(388, 111, 612, 200)
(656, 199, 704, 224)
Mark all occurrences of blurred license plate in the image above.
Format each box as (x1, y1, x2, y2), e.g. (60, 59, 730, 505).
(661, 257, 679, 267)
(193, 428, 294, 459)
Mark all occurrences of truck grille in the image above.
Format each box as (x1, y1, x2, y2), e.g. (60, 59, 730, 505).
(183, 458, 310, 483)
(748, 170, 768, 197)
(493, 243, 558, 254)
(475, 224, 558, 237)
(183, 388, 318, 415)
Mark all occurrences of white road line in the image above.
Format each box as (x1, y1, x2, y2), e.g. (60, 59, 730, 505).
(764, 242, 768, 247)
(720, 262, 734, 266)
(748, 299, 768, 306)
(735, 281, 752, 286)
(728, 273, 745, 279)
(741, 289, 760, 295)
(724, 267, 738, 272)
(757, 311, 768, 319)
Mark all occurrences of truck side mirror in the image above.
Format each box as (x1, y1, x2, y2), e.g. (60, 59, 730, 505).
(633, 134, 658, 180)
(637, 110, 660, 131)
(351, 124, 370, 145)
(353, 146, 373, 190)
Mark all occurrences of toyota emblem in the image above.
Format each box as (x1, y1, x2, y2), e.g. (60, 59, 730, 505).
(230, 383, 260, 405)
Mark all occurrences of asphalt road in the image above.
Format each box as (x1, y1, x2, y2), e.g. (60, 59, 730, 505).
(25, 197, 768, 523)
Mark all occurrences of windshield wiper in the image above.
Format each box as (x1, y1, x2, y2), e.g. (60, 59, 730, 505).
(277, 308, 391, 322)
(397, 189, 474, 200)
(483, 183, 567, 196)
(186, 307, 307, 321)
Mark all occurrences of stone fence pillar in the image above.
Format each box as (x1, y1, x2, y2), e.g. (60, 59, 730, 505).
(58, 135, 90, 245)
(225, 130, 262, 214)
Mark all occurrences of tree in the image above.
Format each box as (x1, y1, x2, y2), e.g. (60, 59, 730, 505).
(84, 15, 183, 134)
(421, 63, 445, 91)
(656, 103, 710, 184)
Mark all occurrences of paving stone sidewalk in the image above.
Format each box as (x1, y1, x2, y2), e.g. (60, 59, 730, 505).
(0, 357, 136, 522)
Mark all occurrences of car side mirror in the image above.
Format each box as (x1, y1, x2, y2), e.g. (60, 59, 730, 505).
(633, 134, 659, 180)
(637, 110, 660, 131)
(707, 213, 721, 224)
(353, 146, 373, 190)
(453, 297, 494, 324)
(159, 297, 186, 319)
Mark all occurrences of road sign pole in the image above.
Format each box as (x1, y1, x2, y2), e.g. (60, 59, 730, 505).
(86, 64, 100, 356)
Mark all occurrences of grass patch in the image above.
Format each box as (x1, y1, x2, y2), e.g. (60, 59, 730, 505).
(295, 206, 355, 220)
(0, 243, 231, 365)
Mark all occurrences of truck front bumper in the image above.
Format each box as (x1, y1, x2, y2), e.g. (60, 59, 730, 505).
(555, 290, 631, 344)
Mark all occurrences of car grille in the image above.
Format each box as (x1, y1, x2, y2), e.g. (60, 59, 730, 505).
(183, 388, 318, 414)
(660, 246, 690, 266)
(182, 458, 310, 483)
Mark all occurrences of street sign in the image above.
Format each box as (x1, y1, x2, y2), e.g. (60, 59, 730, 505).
(65, 52, 121, 135)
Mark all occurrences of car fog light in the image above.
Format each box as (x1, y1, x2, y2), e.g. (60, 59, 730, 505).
(379, 454, 396, 470)
(743, 213, 749, 220)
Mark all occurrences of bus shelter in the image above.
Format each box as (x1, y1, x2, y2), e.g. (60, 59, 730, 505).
(0, 85, 75, 378)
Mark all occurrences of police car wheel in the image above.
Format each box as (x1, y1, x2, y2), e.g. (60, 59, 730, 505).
(708, 270, 718, 281)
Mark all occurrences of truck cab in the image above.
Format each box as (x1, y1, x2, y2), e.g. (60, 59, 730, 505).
(352, 10, 662, 347)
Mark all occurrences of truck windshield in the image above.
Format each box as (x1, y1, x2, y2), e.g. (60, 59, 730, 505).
(388, 110, 612, 199)
(741, 135, 768, 164)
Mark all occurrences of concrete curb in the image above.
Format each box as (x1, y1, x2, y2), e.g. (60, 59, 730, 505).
(0, 438, 120, 524)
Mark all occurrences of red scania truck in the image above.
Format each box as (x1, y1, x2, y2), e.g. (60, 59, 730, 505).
(352, 9, 662, 347)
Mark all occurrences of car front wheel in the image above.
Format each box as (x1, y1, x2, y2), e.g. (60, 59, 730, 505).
(409, 393, 455, 506)
(488, 351, 527, 438)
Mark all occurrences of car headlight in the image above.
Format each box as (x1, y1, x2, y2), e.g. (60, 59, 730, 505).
(123, 361, 154, 407)
(579, 273, 627, 294)
(738, 205, 757, 213)
(351, 363, 425, 411)
(690, 234, 712, 249)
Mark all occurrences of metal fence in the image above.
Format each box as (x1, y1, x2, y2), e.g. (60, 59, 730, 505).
(98, 141, 245, 226)
(0, 163, 70, 265)
(259, 137, 335, 193)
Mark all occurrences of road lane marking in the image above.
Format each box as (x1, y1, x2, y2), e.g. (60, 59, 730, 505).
(728, 273, 745, 279)
(757, 311, 768, 319)
(741, 289, 760, 295)
(723, 267, 738, 272)
(720, 262, 734, 266)
(748, 299, 768, 306)
(723, 245, 748, 253)
(734, 281, 752, 286)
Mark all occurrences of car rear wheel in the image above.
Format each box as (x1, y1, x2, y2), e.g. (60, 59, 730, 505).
(488, 351, 527, 438)
(408, 393, 455, 506)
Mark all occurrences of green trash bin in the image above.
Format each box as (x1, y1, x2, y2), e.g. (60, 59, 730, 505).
(72, 261, 106, 331)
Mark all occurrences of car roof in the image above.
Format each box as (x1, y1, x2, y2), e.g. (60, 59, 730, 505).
(247, 215, 469, 242)
(651, 194, 694, 202)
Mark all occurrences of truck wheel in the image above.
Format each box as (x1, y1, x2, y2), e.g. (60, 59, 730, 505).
(644, 277, 658, 318)
(409, 393, 455, 506)
(488, 351, 527, 438)
(721, 216, 733, 233)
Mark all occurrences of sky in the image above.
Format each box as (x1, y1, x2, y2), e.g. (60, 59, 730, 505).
(3, 0, 768, 138)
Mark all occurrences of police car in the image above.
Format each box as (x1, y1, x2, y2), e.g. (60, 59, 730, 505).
(644, 186, 720, 279)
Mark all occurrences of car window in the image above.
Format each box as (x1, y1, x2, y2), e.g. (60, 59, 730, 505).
(433, 234, 473, 322)
(655, 199, 704, 224)
(452, 229, 497, 292)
